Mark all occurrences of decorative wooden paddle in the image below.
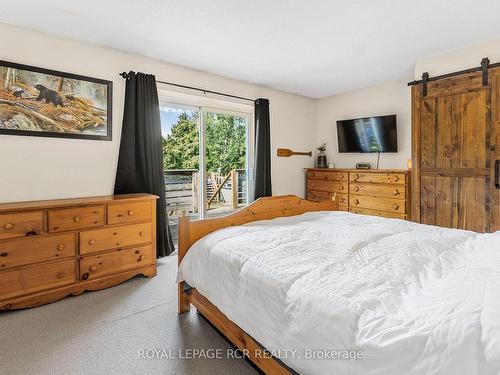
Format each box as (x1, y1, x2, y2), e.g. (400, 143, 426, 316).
(277, 148, 312, 157)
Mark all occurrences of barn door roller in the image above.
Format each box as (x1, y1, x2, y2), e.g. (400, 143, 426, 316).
(421, 72, 429, 97)
(481, 57, 490, 86)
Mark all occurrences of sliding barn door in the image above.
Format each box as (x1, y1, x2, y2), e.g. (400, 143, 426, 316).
(492, 69, 500, 231)
(411, 68, 500, 232)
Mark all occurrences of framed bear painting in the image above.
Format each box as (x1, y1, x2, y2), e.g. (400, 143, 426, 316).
(0, 60, 112, 140)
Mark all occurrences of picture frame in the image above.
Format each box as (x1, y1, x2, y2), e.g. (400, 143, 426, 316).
(0, 60, 112, 141)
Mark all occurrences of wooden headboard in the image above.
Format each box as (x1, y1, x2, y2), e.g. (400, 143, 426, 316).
(178, 195, 338, 264)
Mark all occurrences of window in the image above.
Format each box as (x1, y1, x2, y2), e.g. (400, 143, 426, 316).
(159, 90, 254, 247)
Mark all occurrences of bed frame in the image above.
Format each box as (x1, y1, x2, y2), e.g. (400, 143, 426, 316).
(178, 195, 338, 374)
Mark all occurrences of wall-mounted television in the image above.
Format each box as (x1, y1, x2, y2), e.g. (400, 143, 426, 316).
(336, 114, 397, 153)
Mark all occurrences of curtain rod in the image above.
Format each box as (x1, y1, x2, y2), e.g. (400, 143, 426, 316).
(119, 72, 255, 102)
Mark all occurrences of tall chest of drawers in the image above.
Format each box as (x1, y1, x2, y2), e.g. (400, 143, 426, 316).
(306, 169, 409, 219)
(0, 193, 158, 310)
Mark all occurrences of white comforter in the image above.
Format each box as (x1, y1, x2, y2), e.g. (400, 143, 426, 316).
(177, 211, 500, 375)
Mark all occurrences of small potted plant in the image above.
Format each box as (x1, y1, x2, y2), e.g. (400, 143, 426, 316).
(316, 143, 327, 168)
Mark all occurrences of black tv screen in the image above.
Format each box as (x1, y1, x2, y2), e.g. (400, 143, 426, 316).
(336, 115, 397, 153)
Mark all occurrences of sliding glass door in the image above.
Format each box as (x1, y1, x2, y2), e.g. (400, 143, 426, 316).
(203, 108, 251, 216)
(160, 101, 252, 246)
(160, 104, 201, 246)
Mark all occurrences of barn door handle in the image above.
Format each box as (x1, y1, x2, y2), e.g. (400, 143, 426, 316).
(495, 160, 500, 189)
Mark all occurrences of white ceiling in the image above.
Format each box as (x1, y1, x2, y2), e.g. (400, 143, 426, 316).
(1, 0, 500, 98)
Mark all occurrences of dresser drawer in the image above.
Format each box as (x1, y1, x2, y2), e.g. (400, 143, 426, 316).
(23, 259, 76, 294)
(0, 268, 25, 300)
(338, 204, 348, 211)
(0, 211, 43, 240)
(307, 170, 348, 181)
(80, 245, 154, 281)
(48, 205, 105, 233)
(350, 195, 406, 214)
(307, 190, 334, 202)
(79, 222, 153, 255)
(0, 259, 76, 301)
(349, 183, 406, 198)
(335, 193, 349, 206)
(107, 201, 152, 225)
(349, 207, 406, 220)
(349, 172, 406, 185)
(0, 233, 76, 270)
(307, 180, 348, 193)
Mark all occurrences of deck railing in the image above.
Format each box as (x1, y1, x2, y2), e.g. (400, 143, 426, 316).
(165, 169, 247, 217)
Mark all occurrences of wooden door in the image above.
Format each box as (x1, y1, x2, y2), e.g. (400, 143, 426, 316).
(492, 69, 500, 231)
(411, 67, 500, 232)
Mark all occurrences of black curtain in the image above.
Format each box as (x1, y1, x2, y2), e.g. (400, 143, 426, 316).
(253, 98, 272, 199)
(114, 71, 175, 258)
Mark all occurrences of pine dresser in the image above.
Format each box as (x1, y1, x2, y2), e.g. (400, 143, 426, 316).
(306, 168, 410, 219)
(0, 193, 158, 310)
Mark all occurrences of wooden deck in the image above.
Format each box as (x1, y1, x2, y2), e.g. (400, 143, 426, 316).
(165, 169, 248, 248)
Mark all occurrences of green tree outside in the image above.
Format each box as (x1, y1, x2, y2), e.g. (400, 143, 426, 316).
(163, 112, 199, 170)
(163, 111, 247, 175)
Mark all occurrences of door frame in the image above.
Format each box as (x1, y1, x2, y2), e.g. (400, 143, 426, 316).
(201, 106, 254, 218)
(158, 89, 254, 220)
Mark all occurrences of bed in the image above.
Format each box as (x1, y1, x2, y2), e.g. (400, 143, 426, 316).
(177, 195, 500, 375)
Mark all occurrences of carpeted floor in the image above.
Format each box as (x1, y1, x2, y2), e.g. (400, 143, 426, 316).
(0, 256, 257, 375)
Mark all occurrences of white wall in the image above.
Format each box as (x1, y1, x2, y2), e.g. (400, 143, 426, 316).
(315, 80, 411, 170)
(0, 23, 316, 203)
(315, 37, 500, 171)
(4, 22, 499, 204)
(415, 38, 500, 79)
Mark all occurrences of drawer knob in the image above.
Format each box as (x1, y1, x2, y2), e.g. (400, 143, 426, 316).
(353, 186, 360, 192)
(4, 223, 14, 230)
(89, 265, 97, 272)
(353, 174, 359, 181)
(82, 273, 89, 280)
(57, 272, 65, 279)
(392, 189, 400, 196)
(128, 210, 135, 216)
(57, 244, 65, 251)
(0, 252, 8, 257)
(74, 216, 81, 223)
(89, 239, 96, 246)
(138, 255, 145, 262)
(353, 199, 360, 205)
(392, 203, 400, 210)
(139, 231, 144, 237)
(392, 175, 400, 182)
(339, 174, 344, 179)
(339, 185, 344, 190)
